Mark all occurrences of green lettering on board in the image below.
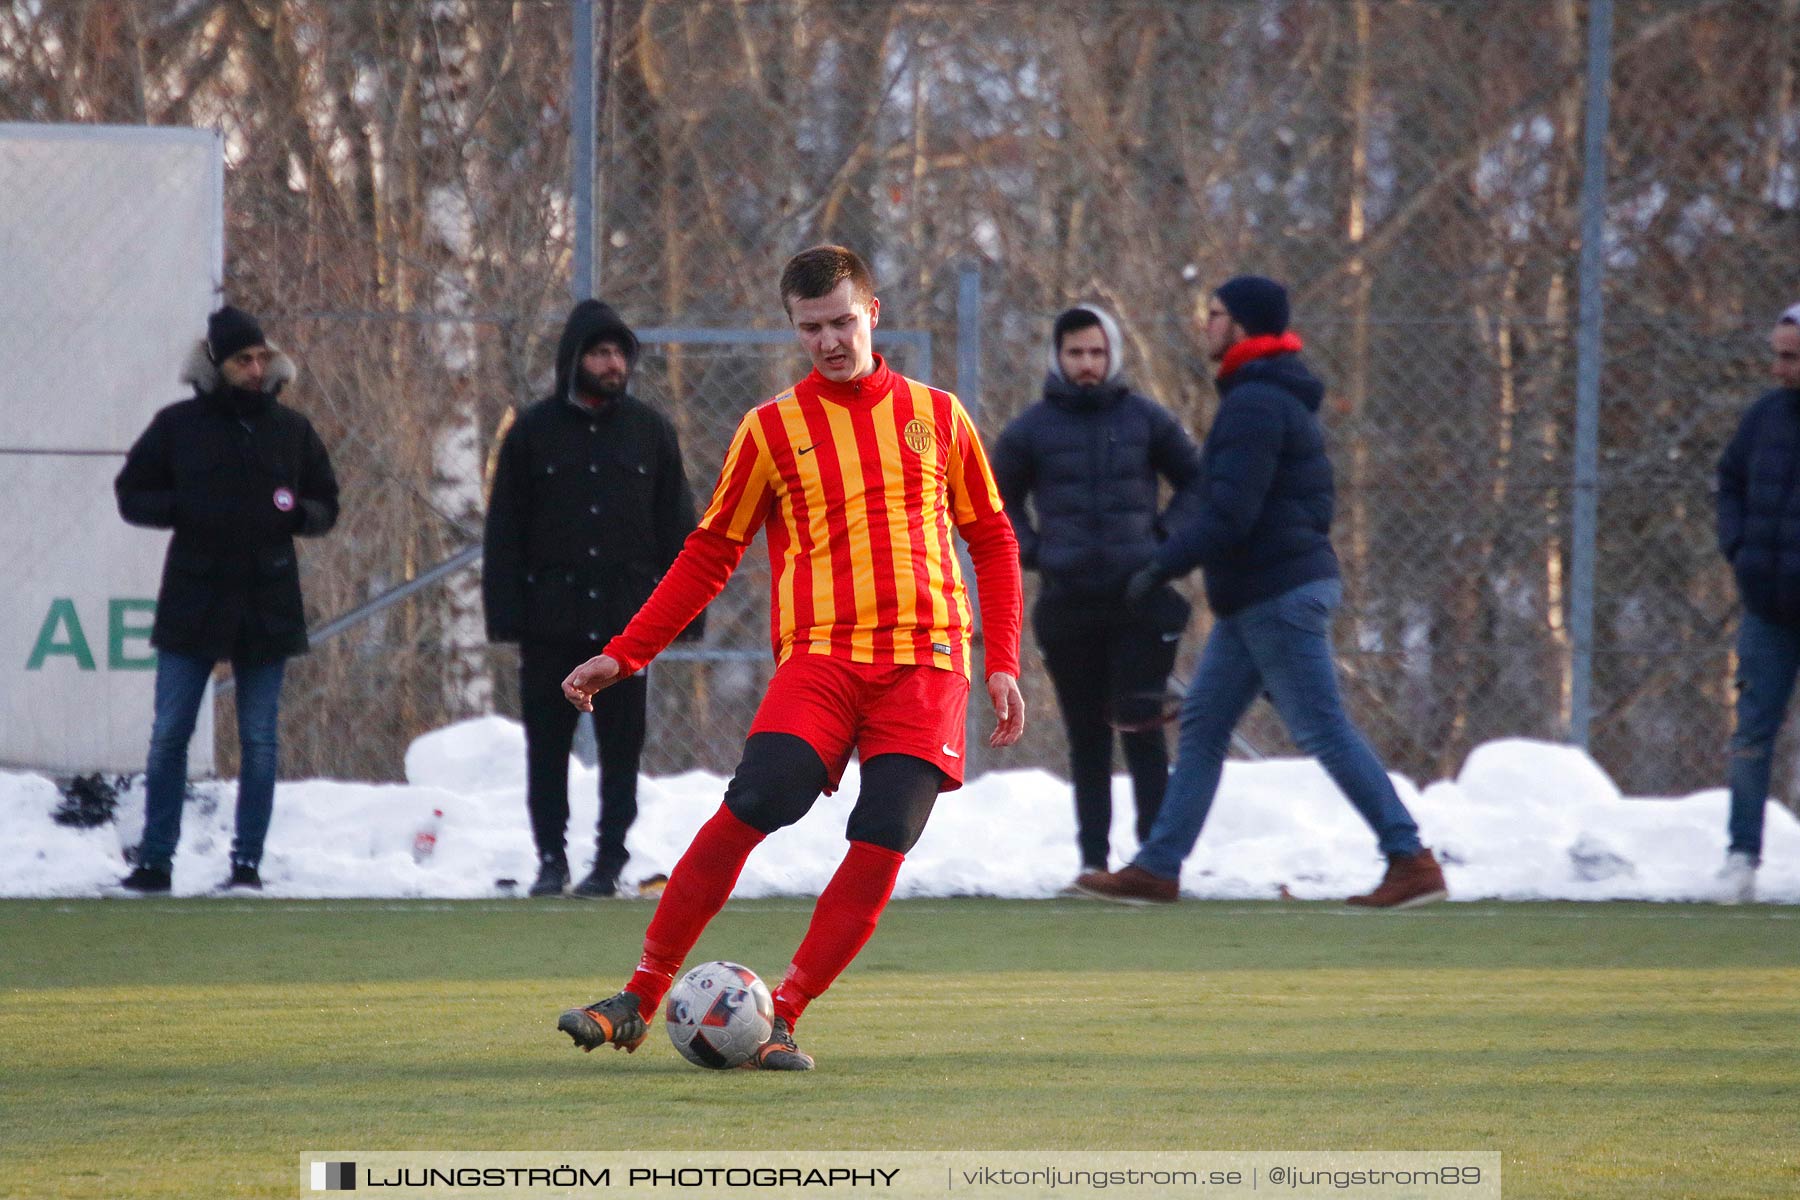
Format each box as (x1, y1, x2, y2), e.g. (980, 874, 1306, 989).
(109, 599, 158, 669)
(26, 598, 96, 670)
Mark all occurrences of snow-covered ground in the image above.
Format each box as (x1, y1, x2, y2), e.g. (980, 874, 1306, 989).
(4, 716, 1796, 902)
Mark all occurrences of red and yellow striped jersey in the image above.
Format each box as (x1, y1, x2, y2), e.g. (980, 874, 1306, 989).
(698, 357, 1007, 676)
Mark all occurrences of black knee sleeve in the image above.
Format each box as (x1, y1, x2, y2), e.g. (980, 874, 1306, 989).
(722, 732, 830, 834)
(845, 754, 943, 854)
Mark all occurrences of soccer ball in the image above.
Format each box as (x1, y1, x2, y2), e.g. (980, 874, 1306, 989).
(663, 961, 774, 1069)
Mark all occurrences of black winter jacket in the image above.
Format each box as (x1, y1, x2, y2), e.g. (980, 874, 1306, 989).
(114, 342, 340, 663)
(482, 307, 698, 646)
(1717, 387, 1800, 625)
(1156, 352, 1338, 616)
(994, 377, 1202, 600)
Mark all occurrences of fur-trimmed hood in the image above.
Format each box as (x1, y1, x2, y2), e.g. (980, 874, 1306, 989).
(179, 339, 299, 396)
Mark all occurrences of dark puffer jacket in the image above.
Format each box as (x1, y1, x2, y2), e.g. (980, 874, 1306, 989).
(114, 341, 340, 663)
(1155, 352, 1338, 616)
(993, 345, 1201, 599)
(482, 303, 698, 645)
(1717, 386, 1800, 625)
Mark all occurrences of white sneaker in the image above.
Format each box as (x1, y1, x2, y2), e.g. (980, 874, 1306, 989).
(1719, 850, 1757, 904)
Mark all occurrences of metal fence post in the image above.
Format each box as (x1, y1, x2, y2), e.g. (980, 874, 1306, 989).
(1569, 0, 1615, 750)
(957, 261, 981, 417)
(571, 0, 596, 301)
(955, 263, 987, 775)
(568, 0, 601, 761)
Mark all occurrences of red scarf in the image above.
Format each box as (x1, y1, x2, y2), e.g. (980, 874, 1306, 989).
(1218, 331, 1304, 382)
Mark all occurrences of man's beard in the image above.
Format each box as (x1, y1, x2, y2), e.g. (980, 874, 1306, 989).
(575, 366, 628, 402)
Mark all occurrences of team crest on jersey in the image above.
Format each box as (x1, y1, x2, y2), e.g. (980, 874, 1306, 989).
(903, 418, 934, 454)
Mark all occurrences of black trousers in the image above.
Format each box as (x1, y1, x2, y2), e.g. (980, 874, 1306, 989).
(1035, 589, 1187, 871)
(519, 640, 648, 868)
(724, 732, 941, 855)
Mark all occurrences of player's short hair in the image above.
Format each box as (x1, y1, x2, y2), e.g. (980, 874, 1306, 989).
(780, 245, 875, 313)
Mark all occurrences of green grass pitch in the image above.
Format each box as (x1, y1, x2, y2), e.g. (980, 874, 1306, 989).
(2, 898, 1796, 1198)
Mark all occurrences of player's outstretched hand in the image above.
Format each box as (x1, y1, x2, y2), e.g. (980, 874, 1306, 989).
(562, 653, 623, 712)
(986, 671, 1025, 747)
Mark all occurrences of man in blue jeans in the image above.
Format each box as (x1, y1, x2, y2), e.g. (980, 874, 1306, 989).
(1714, 301, 1800, 903)
(113, 306, 340, 893)
(1075, 275, 1445, 908)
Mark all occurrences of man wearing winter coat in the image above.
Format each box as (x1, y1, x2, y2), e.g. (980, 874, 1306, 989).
(1076, 276, 1446, 909)
(483, 300, 698, 898)
(1714, 301, 1800, 903)
(993, 305, 1201, 879)
(113, 305, 340, 893)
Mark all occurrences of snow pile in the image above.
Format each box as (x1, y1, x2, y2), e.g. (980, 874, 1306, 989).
(3, 718, 1796, 901)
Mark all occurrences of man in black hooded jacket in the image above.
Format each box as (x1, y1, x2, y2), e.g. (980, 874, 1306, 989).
(113, 305, 340, 894)
(994, 305, 1201, 879)
(483, 301, 698, 898)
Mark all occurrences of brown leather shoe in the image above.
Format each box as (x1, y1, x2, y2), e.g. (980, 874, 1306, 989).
(1346, 849, 1448, 908)
(1073, 864, 1178, 905)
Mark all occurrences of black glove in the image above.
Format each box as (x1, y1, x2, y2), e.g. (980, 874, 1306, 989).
(1124, 563, 1170, 614)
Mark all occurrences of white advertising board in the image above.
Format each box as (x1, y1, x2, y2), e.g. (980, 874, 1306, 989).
(0, 123, 222, 773)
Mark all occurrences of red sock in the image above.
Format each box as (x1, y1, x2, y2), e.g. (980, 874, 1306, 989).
(773, 841, 904, 1028)
(623, 805, 765, 1018)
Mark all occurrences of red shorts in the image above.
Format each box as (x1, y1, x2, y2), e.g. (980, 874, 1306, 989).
(748, 653, 972, 793)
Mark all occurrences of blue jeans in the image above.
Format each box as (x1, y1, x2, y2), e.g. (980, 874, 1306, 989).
(1727, 607, 1800, 863)
(1133, 578, 1421, 879)
(138, 649, 287, 871)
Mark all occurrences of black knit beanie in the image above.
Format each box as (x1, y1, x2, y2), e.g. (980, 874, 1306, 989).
(1214, 276, 1290, 336)
(207, 305, 266, 364)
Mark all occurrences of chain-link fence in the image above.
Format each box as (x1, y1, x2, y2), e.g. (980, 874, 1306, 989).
(5, 0, 1797, 803)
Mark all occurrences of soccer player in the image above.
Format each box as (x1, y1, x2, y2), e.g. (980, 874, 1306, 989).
(554, 245, 1025, 1070)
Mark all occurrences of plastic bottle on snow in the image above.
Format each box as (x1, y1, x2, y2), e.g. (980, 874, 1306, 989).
(412, 808, 444, 864)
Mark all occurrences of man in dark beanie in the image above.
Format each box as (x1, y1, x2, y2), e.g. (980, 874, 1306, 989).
(1213, 275, 1290, 338)
(994, 304, 1201, 883)
(483, 300, 698, 898)
(113, 304, 340, 893)
(1077, 275, 1447, 909)
(207, 305, 266, 365)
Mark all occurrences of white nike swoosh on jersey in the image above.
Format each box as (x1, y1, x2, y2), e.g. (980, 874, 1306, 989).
(941, 744, 960, 758)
